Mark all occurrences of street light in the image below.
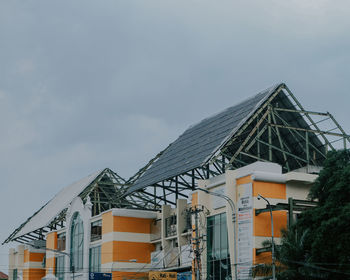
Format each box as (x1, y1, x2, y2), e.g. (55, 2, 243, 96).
(196, 188, 238, 280)
(257, 194, 276, 280)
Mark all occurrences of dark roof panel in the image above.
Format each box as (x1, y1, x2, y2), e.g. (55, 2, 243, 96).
(128, 84, 282, 193)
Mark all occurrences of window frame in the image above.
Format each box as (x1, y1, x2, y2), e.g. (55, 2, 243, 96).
(89, 245, 101, 273)
(70, 212, 84, 272)
(206, 213, 231, 280)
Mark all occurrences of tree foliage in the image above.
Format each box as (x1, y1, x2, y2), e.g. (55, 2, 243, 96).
(281, 149, 350, 279)
(254, 150, 350, 279)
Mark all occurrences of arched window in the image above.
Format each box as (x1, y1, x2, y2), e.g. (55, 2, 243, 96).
(70, 212, 84, 272)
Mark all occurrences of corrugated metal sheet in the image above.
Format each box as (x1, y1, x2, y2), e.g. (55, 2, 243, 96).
(128, 84, 282, 193)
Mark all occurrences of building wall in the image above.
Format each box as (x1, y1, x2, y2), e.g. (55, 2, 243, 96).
(22, 246, 45, 280)
(8, 245, 24, 280)
(194, 161, 317, 279)
(45, 231, 57, 275)
(101, 209, 157, 277)
(8, 161, 316, 280)
(8, 244, 45, 280)
(16, 199, 189, 280)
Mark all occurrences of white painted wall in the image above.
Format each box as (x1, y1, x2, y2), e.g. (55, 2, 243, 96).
(64, 197, 92, 280)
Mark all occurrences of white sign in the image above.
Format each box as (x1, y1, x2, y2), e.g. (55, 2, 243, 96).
(151, 250, 164, 269)
(237, 183, 253, 280)
(180, 244, 193, 267)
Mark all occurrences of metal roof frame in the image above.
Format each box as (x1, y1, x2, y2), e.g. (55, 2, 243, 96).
(5, 83, 350, 244)
(124, 83, 350, 207)
(3, 168, 155, 244)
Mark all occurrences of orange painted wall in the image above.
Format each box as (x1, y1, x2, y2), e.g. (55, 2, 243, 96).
(236, 175, 252, 185)
(112, 271, 148, 280)
(192, 192, 198, 206)
(101, 240, 114, 264)
(46, 231, 58, 250)
(253, 181, 286, 199)
(114, 217, 152, 234)
(102, 211, 153, 234)
(101, 211, 155, 269)
(46, 257, 56, 274)
(101, 241, 155, 264)
(23, 249, 29, 263)
(102, 211, 114, 235)
(22, 268, 45, 280)
(252, 180, 287, 237)
(23, 250, 45, 263)
(254, 211, 287, 237)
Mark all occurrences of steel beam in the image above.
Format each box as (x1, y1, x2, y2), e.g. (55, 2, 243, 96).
(269, 123, 350, 138)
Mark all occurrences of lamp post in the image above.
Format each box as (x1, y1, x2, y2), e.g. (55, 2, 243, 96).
(257, 194, 276, 280)
(197, 188, 238, 280)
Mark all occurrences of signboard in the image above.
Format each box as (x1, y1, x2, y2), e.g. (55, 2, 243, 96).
(148, 271, 177, 280)
(177, 271, 192, 280)
(180, 244, 192, 266)
(89, 272, 112, 280)
(151, 250, 164, 269)
(237, 183, 253, 280)
(164, 247, 179, 267)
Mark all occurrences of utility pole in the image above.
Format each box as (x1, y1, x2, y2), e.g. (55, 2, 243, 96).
(191, 205, 204, 280)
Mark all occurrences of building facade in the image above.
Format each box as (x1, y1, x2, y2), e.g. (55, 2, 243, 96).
(8, 196, 192, 280)
(6, 83, 348, 279)
(8, 161, 316, 280)
(192, 161, 316, 280)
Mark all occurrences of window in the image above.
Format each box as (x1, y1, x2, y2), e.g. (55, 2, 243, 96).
(89, 246, 101, 273)
(90, 220, 102, 242)
(57, 232, 66, 251)
(207, 213, 231, 280)
(70, 212, 84, 272)
(13, 269, 17, 280)
(184, 210, 192, 232)
(165, 215, 177, 237)
(55, 255, 65, 280)
(151, 219, 161, 241)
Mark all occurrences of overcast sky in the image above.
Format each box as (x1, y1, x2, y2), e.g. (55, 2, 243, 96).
(1, 0, 350, 274)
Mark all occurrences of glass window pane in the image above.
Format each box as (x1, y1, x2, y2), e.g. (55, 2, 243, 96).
(207, 213, 231, 280)
(71, 212, 84, 272)
(221, 218, 228, 259)
(89, 246, 101, 273)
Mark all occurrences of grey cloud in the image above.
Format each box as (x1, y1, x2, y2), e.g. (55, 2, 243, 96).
(1, 0, 350, 273)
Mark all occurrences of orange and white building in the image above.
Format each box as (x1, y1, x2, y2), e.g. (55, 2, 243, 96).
(7, 161, 316, 280)
(191, 161, 317, 280)
(5, 83, 349, 280)
(7, 171, 192, 280)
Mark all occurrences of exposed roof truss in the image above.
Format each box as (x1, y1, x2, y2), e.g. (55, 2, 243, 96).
(5, 83, 350, 244)
(124, 84, 350, 207)
(3, 168, 156, 244)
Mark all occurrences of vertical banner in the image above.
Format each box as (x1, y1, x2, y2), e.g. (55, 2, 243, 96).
(237, 183, 253, 279)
